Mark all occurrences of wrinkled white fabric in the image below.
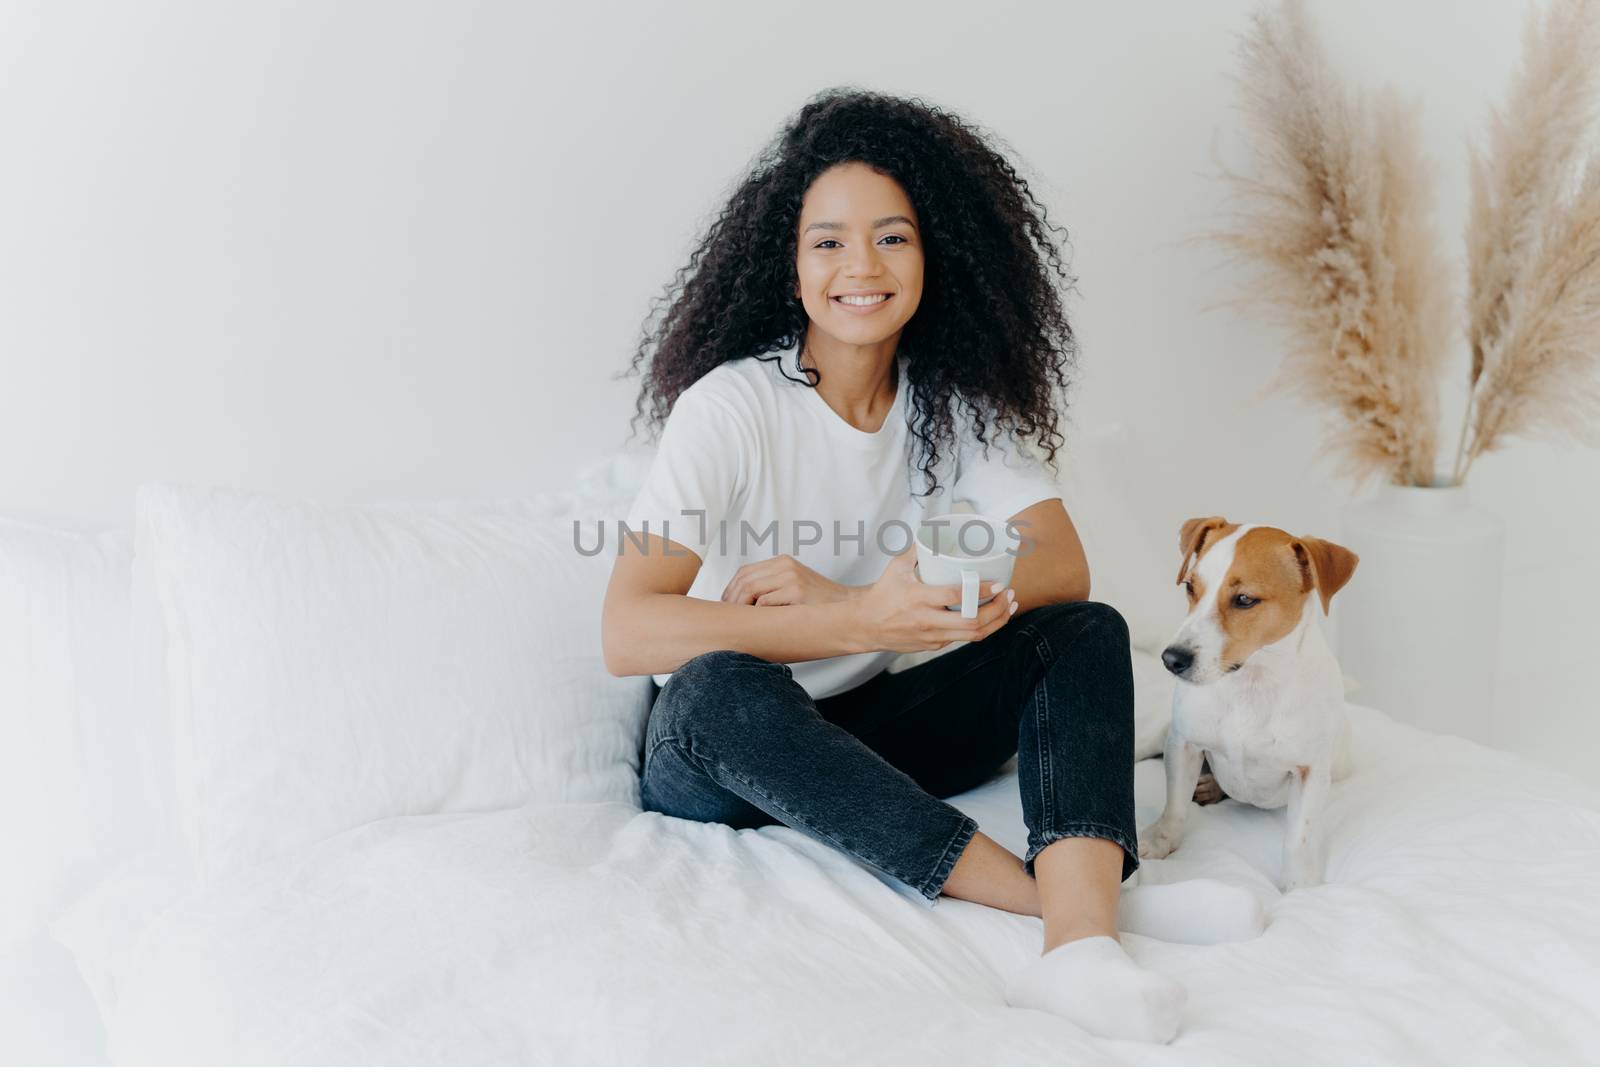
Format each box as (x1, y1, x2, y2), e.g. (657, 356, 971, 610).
(1116, 878, 1266, 946)
(0, 518, 139, 952)
(55, 703, 1600, 1066)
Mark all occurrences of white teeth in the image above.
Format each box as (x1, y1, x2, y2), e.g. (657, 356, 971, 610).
(836, 294, 890, 306)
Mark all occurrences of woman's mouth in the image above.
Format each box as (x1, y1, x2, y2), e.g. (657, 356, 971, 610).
(831, 293, 894, 315)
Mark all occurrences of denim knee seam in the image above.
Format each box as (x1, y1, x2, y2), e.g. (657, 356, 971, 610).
(1023, 623, 1057, 833)
(1023, 822, 1141, 881)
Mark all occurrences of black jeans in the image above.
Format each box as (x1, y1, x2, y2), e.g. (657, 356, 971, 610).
(638, 600, 1140, 904)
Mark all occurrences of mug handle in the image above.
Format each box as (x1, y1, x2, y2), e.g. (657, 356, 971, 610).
(960, 568, 979, 619)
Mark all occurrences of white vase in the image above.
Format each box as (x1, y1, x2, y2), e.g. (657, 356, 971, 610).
(1335, 480, 1506, 747)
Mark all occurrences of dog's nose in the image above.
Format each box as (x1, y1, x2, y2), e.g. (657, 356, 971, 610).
(1161, 646, 1193, 676)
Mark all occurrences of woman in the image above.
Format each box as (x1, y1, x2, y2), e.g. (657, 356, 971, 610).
(601, 88, 1185, 1043)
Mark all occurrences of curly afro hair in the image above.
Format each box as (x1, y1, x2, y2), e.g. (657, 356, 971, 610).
(618, 86, 1080, 501)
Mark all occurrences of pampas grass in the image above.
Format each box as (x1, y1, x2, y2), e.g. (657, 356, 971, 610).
(1456, 0, 1600, 483)
(1214, 0, 1600, 488)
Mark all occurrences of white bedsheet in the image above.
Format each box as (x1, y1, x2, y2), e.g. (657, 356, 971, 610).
(0, 929, 110, 1067)
(56, 704, 1600, 1066)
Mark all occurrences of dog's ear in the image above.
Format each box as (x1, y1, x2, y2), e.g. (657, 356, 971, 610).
(1176, 516, 1230, 584)
(1290, 537, 1360, 614)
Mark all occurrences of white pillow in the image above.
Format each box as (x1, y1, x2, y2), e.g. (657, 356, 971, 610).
(0, 518, 156, 951)
(135, 479, 653, 887)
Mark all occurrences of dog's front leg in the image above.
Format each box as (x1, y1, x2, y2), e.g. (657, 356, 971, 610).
(1280, 759, 1333, 891)
(1138, 728, 1205, 860)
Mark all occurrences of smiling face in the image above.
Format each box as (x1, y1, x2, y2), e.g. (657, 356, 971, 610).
(793, 161, 924, 342)
(1162, 518, 1359, 684)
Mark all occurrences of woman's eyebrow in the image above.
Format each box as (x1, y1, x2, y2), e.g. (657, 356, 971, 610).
(802, 215, 918, 234)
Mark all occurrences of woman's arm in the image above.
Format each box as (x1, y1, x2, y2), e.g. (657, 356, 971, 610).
(1004, 498, 1092, 614)
(600, 532, 869, 677)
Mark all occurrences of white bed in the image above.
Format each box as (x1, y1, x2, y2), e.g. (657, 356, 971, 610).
(45, 703, 1600, 1066)
(8, 449, 1600, 1065)
(0, 928, 109, 1067)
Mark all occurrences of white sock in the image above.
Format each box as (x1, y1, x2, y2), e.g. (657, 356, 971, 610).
(1117, 878, 1267, 945)
(1003, 934, 1186, 1043)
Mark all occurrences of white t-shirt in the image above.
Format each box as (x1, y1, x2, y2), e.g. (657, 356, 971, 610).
(622, 340, 1064, 701)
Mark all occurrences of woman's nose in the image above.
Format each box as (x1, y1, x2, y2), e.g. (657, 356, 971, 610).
(845, 244, 882, 276)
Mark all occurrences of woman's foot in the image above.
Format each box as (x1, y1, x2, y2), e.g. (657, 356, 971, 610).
(1003, 934, 1186, 1043)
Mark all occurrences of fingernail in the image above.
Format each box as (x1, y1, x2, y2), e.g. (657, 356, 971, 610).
(1006, 589, 1015, 603)
(1009, 601, 1018, 615)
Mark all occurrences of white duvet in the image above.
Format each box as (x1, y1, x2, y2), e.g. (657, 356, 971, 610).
(56, 703, 1600, 1066)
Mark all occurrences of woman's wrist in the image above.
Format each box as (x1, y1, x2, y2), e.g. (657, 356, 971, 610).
(833, 594, 875, 656)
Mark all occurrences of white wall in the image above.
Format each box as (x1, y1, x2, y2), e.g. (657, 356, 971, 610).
(2, 0, 1594, 778)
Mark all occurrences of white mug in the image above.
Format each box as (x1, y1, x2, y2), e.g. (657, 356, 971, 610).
(914, 514, 1021, 619)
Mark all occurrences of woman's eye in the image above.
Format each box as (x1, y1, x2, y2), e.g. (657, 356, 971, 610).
(1233, 594, 1258, 608)
(1183, 581, 1194, 595)
(814, 235, 907, 249)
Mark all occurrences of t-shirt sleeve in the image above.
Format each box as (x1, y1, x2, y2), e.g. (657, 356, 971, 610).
(622, 388, 744, 563)
(951, 418, 1063, 523)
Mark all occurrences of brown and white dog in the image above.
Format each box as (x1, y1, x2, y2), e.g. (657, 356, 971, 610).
(1137, 517, 1359, 891)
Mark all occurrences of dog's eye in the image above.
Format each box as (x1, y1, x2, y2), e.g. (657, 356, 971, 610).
(1232, 593, 1258, 608)
(1182, 580, 1194, 596)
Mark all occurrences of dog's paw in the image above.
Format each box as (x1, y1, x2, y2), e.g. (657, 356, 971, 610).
(1137, 822, 1181, 860)
(1192, 773, 1226, 806)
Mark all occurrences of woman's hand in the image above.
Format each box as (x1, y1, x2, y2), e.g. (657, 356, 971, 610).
(720, 554, 863, 607)
(851, 546, 1015, 654)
